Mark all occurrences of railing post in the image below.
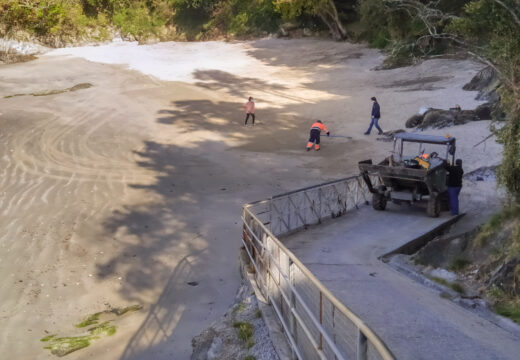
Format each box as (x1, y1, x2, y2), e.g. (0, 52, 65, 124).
(319, 291, 323, 350)
(289, 258, 297, 360)
(318, 188, 322, 223)
(357, 329, 367, 360)
(332, 304, 337, 360)
(265, 234, 270, 302)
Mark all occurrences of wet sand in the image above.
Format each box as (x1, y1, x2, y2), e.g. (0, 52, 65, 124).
(0, 39, 499, 359)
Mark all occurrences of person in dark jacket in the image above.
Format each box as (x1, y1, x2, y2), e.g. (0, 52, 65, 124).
(364, 96, 383, 135)
(447, 159, 464, 215)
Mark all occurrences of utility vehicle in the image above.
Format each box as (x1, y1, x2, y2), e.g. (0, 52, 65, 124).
(359, 133, 456, 217)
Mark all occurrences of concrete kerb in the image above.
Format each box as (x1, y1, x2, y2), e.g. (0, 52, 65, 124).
(239, 247, 292, 360)
(380, 213, 465, 259)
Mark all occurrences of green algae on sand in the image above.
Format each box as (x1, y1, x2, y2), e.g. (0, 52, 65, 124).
(41, 304, 140, 357)
(42, 335, 93, 357)
(75, 313, 101, 328)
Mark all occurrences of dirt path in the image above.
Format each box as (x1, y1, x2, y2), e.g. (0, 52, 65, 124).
(0, 39, 494, 359)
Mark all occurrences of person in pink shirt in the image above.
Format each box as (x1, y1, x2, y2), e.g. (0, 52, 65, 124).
(243, 97, 255, 126)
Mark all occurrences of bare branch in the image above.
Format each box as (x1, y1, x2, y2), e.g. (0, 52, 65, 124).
(491, 0, 520, 28)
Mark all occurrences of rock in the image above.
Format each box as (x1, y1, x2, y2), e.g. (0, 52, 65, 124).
(303, 28, 312, 37)
(278, 27, 288, 37)
(138, 36, 161, 45)
(207, 336, 223, 359)
(475, 103, 492, 120)
(192, 328, 217, 360)
(429, 268, 458, 282)
(280, 23, 299, 32)
(463, 66, 496, 92)
(405, 114, 424, 128)
(487, 255, 520, 296)
(454, 110, 477, 124)
(419, 109, 456, 129)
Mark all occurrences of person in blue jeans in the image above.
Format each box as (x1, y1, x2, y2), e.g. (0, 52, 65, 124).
(447, 159, 464, 215)
(364, 96, 383, 135)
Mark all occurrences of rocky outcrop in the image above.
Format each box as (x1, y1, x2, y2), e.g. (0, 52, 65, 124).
(405, 105, 493, 129)
(0, 38, 47, 64)
(191, 280, 280, 360)
(463, 66, 500, 102)
(486, 255, 520, 296)
(405, 66, 505, 129)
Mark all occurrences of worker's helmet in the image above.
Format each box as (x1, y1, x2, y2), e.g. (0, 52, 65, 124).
(316, 120, 323, 124)
(420, 153, 430, 160)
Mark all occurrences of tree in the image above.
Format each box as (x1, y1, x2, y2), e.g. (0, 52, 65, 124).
(276, 0, 348, 40)
(378, 0, 520, 201)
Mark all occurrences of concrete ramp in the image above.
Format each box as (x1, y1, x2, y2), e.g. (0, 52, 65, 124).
(283, 204, 520, 360)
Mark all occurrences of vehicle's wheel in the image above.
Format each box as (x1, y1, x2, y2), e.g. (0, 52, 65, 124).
(373, 186, 387, 211)
(427, 192, 441, 217)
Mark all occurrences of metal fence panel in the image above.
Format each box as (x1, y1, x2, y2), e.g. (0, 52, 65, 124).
(242, 175, 393, 360)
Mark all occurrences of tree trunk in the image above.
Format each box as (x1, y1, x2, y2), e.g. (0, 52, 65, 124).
(319, 0, 347, 40)
(319, 14, 342, 40)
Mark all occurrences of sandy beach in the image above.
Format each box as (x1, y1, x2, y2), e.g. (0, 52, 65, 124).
(0, 38, 500, 359)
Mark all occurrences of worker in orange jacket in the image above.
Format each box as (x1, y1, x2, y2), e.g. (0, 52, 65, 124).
(306, 120, 329, 151)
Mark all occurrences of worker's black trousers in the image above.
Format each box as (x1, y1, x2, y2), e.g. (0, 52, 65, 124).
(308, 129, 320, 144)
(245, 113, 255, 125)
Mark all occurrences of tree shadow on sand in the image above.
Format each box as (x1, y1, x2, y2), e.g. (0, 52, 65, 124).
(97, 66, 344, 360)
(193, 69, 322, 103)
(96, 139, 252, 359)
(98, 132, 300, 359)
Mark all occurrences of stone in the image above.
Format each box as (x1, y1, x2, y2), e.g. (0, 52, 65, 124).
(487, 255, 520, 296)
(303, 28, 313, 37)
(405, 114, 424, 128)
(475, 103, 492, 120)
(419, 109, 456, 129)
(206, 336, 223, 359)
(463, 66, 496, 91)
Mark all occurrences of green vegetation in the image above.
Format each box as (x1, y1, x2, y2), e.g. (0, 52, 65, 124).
(232, 301, 246, 315)
(112, 304, 143, 315)
(494, 301, 520, 324)
(476, 206, 520, 249)
(41, 305, 140, 356)
(43, 335, 93, 356)
(43, 321, 116, 356)
(75, 312, 101, 328)
(429, 276, 466, 294)
(41, 313, 118, 356)
(40, 334, 57, 342)
(439, 292, 452, 299)
(244, 356, 257, 360)
(449, 257, 471, 271)
(233, 321, 255, 348)
(489, 286, 520, 324)
(0, 0, 282, 43)
(4, 83, 93, 99)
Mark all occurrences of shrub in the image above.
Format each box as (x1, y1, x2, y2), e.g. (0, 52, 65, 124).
(113, 5, 167, 38)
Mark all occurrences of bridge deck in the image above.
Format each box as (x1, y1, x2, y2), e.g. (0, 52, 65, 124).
(282, 204, 520, 360)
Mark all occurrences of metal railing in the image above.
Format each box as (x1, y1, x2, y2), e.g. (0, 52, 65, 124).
(241, 175, 394, 360)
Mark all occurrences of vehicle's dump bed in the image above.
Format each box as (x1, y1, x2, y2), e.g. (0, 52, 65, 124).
(358, 160, 427, 182)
